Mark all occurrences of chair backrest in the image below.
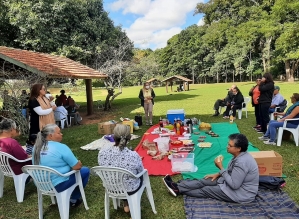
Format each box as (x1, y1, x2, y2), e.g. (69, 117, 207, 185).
(0, 151, 16, 177)
(91, 166, 137, 197)
(242, 97, 251, 108)
(54, 111, 61, 121)
(22, 165, 60, 195)
(277, 99, 288, 112)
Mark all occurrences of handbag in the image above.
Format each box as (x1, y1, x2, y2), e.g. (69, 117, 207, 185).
(135, 114, 142, 126)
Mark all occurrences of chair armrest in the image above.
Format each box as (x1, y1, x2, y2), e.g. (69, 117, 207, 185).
(10, 156, 32, 163)
(282, 118, 299, 128)
(274, 106, 280, 112)
(58, 170, 78, 177)
(134, 169, 147, 179)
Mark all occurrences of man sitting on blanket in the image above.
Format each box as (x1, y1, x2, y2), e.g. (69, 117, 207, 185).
(163, 133, 259, 203)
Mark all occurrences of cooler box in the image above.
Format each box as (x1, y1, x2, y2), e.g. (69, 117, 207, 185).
(167, 109, 185, 124)
(122, 120, 134, 133)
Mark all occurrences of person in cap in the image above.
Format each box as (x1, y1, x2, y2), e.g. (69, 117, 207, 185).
(269, 86, 284, 113)
(212, 84, 236, 116)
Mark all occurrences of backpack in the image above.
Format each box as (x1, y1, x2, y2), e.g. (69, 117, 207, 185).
(277, 99, 287, 112)
(259, 176, 285, 190)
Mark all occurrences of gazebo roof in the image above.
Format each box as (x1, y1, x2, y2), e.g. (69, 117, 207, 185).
(146, 78, 160, 83)
(0, 46, 107, 79)
(161, 75, 192, 82)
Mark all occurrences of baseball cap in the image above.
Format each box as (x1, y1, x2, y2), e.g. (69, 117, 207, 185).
(274, 86, 280, 90)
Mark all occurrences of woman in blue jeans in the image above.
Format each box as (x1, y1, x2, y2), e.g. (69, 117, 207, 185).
(32, 124, 89, 207)
(259, 93, 299, 145)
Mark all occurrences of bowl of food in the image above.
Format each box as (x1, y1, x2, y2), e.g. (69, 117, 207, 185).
(170, 140, 183, 147)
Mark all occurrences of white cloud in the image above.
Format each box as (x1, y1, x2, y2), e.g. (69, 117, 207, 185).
(197, 17, 205, 26)
(108, 0, 204, 49)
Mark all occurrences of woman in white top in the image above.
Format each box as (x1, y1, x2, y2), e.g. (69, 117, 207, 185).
(98, 124, 144, 213)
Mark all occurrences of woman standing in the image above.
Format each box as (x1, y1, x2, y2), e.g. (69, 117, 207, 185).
(138, 82, 155, 125)
(28, 84, 56, 135)
(249, 79, 261, 129)
(98, 124, 144, 213)
(257, 73, 274, 134)
(32, 124, 90, 207)
(0, 118, 32, 175)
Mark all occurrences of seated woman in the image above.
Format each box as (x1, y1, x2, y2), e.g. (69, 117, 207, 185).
(259, 93, 299, 145)
(98, 124, 144, 213)
(54, 100, 68, 127)
(163, 133, 259, 203)
(66, 96, 82, 125)
(223, 87, 244, 119)
(0, 118, 32, 175)
(32, 124, 90, 207)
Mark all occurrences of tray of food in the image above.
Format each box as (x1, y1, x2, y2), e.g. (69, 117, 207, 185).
(197, 142, 212, 148)
(178, 147, 194, 152)
(199, 122, 211, 130)
(170, 140, 183, 146)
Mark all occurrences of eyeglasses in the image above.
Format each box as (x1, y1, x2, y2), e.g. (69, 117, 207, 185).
(227, 143, 236, 148)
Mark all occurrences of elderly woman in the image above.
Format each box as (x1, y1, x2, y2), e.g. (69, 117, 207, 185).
(259, 93, 299, 145)
(32, 124, 90, 207)
(163, 133, 259, 203)
(0, 118, 32, 175)
(28, 84, 56, 135)
(138, 82, 155, 126)
(223, 87, 244, 119)
(98, 124, 144, 213)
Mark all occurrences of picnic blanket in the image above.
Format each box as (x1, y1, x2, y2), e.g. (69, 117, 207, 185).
(184, 189, 299, 219)
(135, 124, 179, 176)
(182, 123, 259, 179)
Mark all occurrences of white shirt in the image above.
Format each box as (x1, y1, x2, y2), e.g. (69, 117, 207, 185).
(54, 106, 68, 120)
(98, 146, 144, 192)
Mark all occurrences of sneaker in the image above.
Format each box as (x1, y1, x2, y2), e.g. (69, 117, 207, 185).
(257, 131, 265, 134)
(263, 140, 276, 145)
(162, 177, 179, 197)
(212, 112, 219, 117)
(164, 174, 173, 182)
(145, 122, 149, 126)
(223, 116, 229, 119)
(70, 199, 83, 207)
(149, 122, 153, 126)
(252, 125, 261, 129)
(258, 136, 270, 141)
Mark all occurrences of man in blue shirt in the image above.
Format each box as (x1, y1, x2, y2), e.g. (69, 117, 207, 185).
(269, 86, 284, 113)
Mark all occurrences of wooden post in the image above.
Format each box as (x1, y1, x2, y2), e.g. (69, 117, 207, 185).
(85, 79, 93, 115)
(166, 81, 168, 93)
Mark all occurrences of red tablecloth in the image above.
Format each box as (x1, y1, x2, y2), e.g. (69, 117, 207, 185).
(134, 124, 181, 176)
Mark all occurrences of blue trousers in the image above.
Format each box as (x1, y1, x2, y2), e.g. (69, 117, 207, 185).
(55, 167, 90, 200)
(265, 120, 298, 142)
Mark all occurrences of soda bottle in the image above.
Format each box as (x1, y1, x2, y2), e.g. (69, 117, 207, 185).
(229, 110, 234, 123)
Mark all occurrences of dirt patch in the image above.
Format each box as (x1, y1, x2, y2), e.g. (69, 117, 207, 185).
(79, 110, 118, 125)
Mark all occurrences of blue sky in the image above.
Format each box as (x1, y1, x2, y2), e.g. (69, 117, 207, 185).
(103, 0, 205, 50)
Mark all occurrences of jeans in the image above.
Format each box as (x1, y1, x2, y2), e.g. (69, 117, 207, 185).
(55, 167, 90, 200)
(264, 120, 298, 142)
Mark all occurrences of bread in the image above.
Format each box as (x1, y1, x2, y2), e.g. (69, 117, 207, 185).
(215, 155, 224, 162)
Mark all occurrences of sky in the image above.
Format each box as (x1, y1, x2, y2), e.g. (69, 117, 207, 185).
(103, 0, 205, 50)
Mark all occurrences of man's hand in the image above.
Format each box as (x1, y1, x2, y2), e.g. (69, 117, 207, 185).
(214, 159, 224, 170)
(204, 173, 220, 181)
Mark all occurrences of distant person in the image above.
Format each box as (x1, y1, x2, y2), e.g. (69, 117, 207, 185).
(54, 100, 68, 127)
(269, 86, 285, 113)
(139, 82, 155, 126)
(163, 133, 259, 203)
(249, 79, 261, 129)
(59, 89, 68, 106)
(25, 134, 37, 155)
(223, 87, 244, 119)
(256, 73, 274, 134)
(28, 84, 56, 135)
(212, 85, 236, 116)
(66, 96, 82, 125)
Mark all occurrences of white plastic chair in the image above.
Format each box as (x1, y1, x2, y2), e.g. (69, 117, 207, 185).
(91, 166, 157, 219)
(97, 100, 104, 109)
(276, 118, 299, 146)
(22, 165, 89, 219)
(54, 111, 68, 129)
(270, 100, 289, 120)
(0, 151, 31, 202)
(237, 97, 251, 119)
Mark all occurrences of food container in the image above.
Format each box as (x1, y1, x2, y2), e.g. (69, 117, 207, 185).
(153, 137, 170, 152)
(171, 153, 195, 172)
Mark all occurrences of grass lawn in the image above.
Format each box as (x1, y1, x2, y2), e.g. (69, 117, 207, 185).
(1, 82, 299, 219)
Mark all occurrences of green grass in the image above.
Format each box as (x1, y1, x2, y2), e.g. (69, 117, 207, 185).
(1, 82, 299, 219)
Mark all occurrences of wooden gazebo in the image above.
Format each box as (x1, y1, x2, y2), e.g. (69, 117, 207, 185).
(0, 46, 107, 115)
(161, 75, 192, 93)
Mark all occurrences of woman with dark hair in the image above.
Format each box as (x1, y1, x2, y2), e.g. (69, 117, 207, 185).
(32, 124, 90, 207)
(249, 79, 261, 129)
(223, 87, 244, 119)
(59, 90, 68, 106)
(0, 118, 32, 175)
(259, 93, 299, 145)
(98, 124, 144, 213)
(163, 133, 259, 203)
(257, 73, 274, 133)
(138, 82, 155, 125)
(28, 84, 56, 135)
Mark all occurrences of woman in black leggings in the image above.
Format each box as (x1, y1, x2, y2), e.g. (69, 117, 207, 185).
(257, 73, 274, 133)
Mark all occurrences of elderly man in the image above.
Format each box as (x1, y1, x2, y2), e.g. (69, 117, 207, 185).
(212, 84, 236, 116)
(269, 86, 285, 113)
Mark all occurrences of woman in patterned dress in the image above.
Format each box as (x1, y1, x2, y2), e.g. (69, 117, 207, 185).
(98, 124, 144, 213)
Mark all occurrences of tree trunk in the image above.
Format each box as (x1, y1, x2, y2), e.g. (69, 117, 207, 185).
(232, 70, 235, 83)
(285, 60, 292, 82)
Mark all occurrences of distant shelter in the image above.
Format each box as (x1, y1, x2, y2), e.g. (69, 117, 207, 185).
(161, 75, 192, 93)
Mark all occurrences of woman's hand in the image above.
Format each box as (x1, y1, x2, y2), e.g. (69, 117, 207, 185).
(214, 159, 224, 170)
(51, 105, 57, 111)
(204, 173, 220, 181)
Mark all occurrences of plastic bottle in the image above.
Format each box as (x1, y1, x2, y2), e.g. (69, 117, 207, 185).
(176, 120, 181, 135)
(229, 113, 234, 124)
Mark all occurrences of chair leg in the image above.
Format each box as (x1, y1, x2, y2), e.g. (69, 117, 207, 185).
(127, 195, 141, 219)
(105, 193, 110, 219)
(112, 198, 118, 209)
(145, 185, 157, 214)
(0, 171, 4, 198)
(61, 119, 65, 129)
(38, 191, 44, 219)
(238, 109, 242, 119)
(277, 128, 283, 146)
(245, 109, 248, 118)
(56, 192, 70, 219)
(13, 174, 29, 202)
